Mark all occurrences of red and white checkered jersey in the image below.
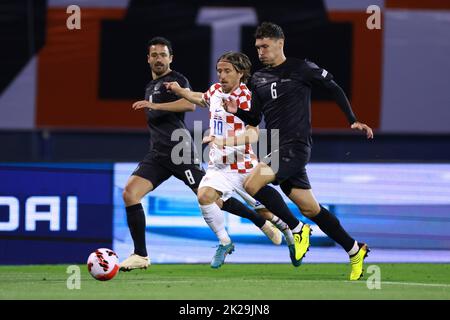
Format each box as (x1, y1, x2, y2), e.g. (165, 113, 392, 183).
(203, 83, 257, 173)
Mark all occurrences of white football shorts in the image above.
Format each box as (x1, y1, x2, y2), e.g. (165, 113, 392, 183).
(198, 167, 265, 210)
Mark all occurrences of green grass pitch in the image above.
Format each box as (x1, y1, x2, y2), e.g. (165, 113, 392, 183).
(0, 264, 449, 299)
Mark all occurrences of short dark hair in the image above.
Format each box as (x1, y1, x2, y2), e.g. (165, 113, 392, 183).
(254, 22, 285, 39)
(148, 36, 173, 55)
(217, 51, 252, 83)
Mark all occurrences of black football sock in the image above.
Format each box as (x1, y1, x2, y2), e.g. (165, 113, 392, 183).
(253, 186, 300, 230)
(125, 203, 148, 257)
(222, 197, 266, 228)
(310, 205, 355, 252)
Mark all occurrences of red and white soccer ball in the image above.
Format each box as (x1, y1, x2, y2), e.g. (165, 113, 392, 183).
(87, 248, 119, 281)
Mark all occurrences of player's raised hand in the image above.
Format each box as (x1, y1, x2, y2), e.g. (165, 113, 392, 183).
(351, 122, 374, 139)
(164, 81, 182, 95)
(132, 100, 151, 110)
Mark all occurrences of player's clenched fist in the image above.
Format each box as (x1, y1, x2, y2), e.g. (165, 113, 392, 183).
(351, 122, 374, 139)
(164, 81, 183, 95)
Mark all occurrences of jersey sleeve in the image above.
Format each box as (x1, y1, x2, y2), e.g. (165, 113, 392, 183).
(302, 60, 334, 85)
(302, 60, 357, 124)
(177, 75, 192, 90)
(230, 84, 251, 111)
(202, 83, 221, 106)
(234, 79, 262, 126)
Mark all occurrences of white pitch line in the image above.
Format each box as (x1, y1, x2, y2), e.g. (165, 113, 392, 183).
(1, 277, 449, 289)
(377, 281, 450, 288)
(115, 279, 450, 288)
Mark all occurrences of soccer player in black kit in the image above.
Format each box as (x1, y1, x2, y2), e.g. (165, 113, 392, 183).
(120, 37, 280, 271)
(226, 23, 374, 280)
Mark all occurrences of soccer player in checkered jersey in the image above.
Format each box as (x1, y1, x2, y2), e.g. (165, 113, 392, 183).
(120, 37, 283, 271)
(226, 22, 374, 280)
(165, 52, 307, 268)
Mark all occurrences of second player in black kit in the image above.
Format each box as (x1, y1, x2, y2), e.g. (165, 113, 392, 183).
(229, 22, 374, 280)
(133, 69, 204, 189)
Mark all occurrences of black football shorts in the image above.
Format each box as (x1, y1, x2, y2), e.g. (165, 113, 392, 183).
(132, 151, 205, 190)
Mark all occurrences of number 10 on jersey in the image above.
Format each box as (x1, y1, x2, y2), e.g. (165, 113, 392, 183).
(213, 119, 223, 135)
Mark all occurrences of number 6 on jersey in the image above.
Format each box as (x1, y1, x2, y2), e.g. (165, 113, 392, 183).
(271, 82, 277, 99)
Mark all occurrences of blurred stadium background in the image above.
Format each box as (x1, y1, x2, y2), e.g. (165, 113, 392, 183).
(1, 0, 450, 270)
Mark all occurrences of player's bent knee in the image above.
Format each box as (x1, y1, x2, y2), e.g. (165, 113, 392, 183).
(243, 179, 258, 196)
(122, 187, 141, 206)
(197, 189, 217, 205)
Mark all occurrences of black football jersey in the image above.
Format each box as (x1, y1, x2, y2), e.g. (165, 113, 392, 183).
(144, 70, 196, 158)
(238, 58, 356, 147)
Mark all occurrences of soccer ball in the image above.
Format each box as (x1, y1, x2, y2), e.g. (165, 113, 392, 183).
(87, 248, 119, 281)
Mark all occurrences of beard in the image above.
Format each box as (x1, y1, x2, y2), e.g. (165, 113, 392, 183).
(152, 63, 167, 75)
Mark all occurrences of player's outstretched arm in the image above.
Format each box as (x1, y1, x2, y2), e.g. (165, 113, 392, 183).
(213, 125, 260, 147)
(308, 64, 374, 139)
(132, 98, 195, 112)
(326, 81, 374, 139)
(327, 81, 374, 139)
(164, 81, 207, 107)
